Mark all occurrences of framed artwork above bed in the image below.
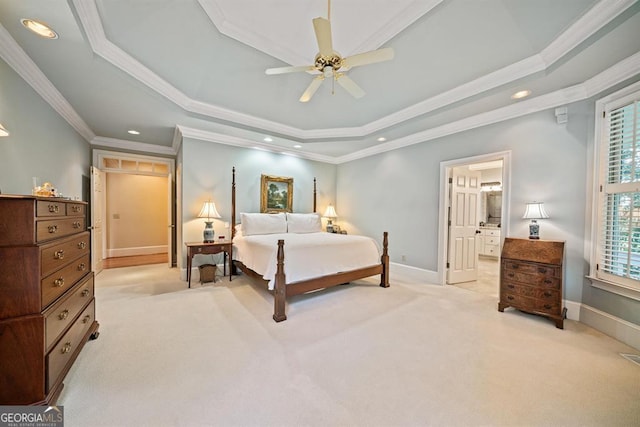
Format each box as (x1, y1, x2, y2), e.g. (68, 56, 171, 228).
(261, 174, 293, 213)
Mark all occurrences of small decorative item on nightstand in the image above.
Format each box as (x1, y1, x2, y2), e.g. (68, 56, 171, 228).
(523, 201, 549, 239)
(323, 204, 338, 232)
(198, 200, 221, 243)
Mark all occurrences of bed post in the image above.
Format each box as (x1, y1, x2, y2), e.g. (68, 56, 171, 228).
(231, 167, 237, 275)
(380, 231, 390, 288)
(313, 177, 317, 213)
(273, 239, 287, 322)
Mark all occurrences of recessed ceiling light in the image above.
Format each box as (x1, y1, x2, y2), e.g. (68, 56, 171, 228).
(377, 137, 386, 142)
(263, 137, 273, 142)
(511, 90, 531, 100)
(127, 130, 140, 135)
(21, 19, 58, 39)
(293, 144, 302, 149)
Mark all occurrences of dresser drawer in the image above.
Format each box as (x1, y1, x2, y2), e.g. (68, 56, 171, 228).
(36, 218, 86, 243)
(501, 281, 560, 300)
(485, 236, 500, 246)
(36, 200, 67, 217)
(484, 229, 500, 237)
(66, 203, 85, 216)
(46, 299, 95, 392)
(41, 255, 90, 309)
(502, 260, 559, 278)
(41, 232, 90, 277)
(502, 270, 561, 288)
(501, 292, 561, 314)
(44, 274, 94, 351)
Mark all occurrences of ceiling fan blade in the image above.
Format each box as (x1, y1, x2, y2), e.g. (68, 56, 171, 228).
(299, 76, 324, 103)
(336, 74, 365, 99)
(265, 65, 315, 75)
(342, 47, 395, 69)
(312, 17, 333, 57)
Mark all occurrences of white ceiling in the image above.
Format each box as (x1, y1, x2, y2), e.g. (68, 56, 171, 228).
(0, 0, 639, 163)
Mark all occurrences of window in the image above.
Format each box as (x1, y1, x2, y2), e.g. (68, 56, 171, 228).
(593, 85, 640, 298)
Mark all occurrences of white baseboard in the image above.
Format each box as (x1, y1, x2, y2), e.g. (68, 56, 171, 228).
(580, 304, 640, 351)
(390, 262, 439, 284)
(106, 245, 167, 258)
(564, 299, 581, 322)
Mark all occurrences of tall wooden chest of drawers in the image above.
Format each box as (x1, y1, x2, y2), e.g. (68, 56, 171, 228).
(0, 195, 100, 405)
(498, 238, 566, 329)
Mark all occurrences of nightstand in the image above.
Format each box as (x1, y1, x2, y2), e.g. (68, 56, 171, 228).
(185, 241, 232, 288)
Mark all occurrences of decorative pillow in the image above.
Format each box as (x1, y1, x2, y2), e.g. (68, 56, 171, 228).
(286, 212, 322, 233)
(240, 212, 287, 236)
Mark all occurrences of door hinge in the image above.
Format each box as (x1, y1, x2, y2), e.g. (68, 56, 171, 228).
(596, 263, 599, 271)
(600, 185, 603, 192)
(446, 262, 450, 268)
(602, 111, 606, 118)
(448, 177, 453, 184)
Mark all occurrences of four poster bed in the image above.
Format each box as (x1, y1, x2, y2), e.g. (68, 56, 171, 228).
(230, 168, 389, 322)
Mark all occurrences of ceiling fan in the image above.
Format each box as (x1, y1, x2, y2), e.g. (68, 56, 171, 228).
(265, 0, 394, 103)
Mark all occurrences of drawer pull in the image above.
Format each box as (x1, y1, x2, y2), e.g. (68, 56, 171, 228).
(48, 204, 60, 213)
(543, 292, 552, 298)
(48, 225, 58, 234)
(61, 342, 72, 354)
(544, 279, 552, 284)
(82, 315, 91, 324)
(544, 304, 552, 310)
(81, 289, 90, 297)
(511, 264, 519, 269)
(53, 278, 65, 287)
(78, 263, 87, 271)
(538, 268, 547, 274)
(72, 221, 82, 229)
(507, 273, 514, 278)
(72, 206, 81, 213)
(507, 284, 515, 289)
(58, 309, 69, 320)
(78, 241, 87, 250)
(507, 295, 514, 300)
(54, 250, 65, 260)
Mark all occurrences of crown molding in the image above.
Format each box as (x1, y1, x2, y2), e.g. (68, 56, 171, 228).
(176, 125, 338, 164)
(91, 136, 176, 156)
(72, 0, 634, 142)
(0, 24, 95, 142)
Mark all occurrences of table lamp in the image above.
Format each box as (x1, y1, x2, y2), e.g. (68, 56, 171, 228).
(523, 201, 549, 239)
(198, 200, 221, 242)
(323, 204, 338, 232)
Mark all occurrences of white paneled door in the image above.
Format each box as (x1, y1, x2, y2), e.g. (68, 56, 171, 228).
(91, 166, 105, 274)
(448, 167, 481, 284)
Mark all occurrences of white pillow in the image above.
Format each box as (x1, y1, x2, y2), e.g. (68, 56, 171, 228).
(286, 212, 322, 233)
(240, 212, 287, 236)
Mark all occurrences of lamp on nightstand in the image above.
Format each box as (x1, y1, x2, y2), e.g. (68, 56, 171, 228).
(523, 201, 549, 239)
(323, 204, 338, 233)
(198, 200, 221, 243)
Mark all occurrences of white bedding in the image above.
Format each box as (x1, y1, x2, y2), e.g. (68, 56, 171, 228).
(233, 232, 381, 289)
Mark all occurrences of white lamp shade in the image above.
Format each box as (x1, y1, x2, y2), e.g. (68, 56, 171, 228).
(0, 123, 9, 137)
(323, 204, 338, 219)
(523, 202, 549, 219)
(198, 201, 221, 220)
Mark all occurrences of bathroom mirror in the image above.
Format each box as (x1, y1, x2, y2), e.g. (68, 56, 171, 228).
(484, 191, 502, 225)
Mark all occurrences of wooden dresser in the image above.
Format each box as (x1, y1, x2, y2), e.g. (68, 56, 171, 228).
(498, 237, 566, 329)
(0, 195, 99, 405)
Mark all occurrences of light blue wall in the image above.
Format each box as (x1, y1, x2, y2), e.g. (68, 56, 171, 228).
(0, 59, 90, 198)
(179, 138, 337, 268)
(338, 104, 590, 302)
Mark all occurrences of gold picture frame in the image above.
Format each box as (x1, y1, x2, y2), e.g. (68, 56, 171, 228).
(261, 174, 293, 213)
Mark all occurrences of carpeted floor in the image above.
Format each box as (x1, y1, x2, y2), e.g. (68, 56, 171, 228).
(58, 264, 640, 426)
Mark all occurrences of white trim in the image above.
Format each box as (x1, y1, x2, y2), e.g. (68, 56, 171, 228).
(70, 0, 635, 143)
(389, 262, 438, 284)
(106, 245, 168, 258)
(92, 149, 175, 177)
(0, 23, 95, 142)
(563, 299, 581, 322)
(580, 304, 640, 351)
(588, 276, 640, 302)
(91, 136, 177, 156)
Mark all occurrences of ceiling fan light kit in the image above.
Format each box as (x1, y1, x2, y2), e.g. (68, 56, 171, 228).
(265, 2, 394, 103)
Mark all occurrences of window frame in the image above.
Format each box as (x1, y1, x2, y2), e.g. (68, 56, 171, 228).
(589, 82, 640, 301)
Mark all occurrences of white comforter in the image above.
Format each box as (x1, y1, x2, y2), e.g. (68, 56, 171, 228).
(233, 232, 381, 289)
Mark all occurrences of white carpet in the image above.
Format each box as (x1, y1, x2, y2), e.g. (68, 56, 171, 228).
(58, 265, 640, 426)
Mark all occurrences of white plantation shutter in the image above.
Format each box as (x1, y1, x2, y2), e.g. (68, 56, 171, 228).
(597, 99, 640, 287)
